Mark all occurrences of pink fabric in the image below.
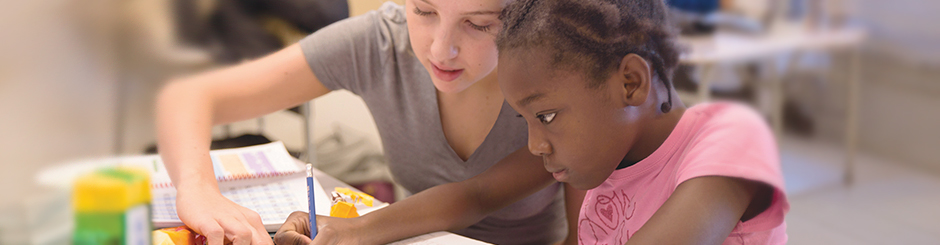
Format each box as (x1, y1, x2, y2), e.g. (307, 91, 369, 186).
(578, 102, 788, 245)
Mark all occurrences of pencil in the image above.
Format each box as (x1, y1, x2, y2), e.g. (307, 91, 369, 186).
(307, 163, 318, 239)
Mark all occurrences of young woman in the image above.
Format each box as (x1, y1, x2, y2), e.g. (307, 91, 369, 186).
(156, 0, 582, 244)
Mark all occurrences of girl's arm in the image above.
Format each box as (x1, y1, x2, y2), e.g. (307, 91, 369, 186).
(156, 44, 330, 245)
(624, 176, 770, 245)
(350, 147, 554, 244)
(274, 147, 558, 245)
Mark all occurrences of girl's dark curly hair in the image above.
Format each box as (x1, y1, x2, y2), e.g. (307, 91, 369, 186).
(497, 0, 681, 112)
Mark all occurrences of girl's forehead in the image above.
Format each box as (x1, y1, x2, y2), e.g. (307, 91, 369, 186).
(501, 53, 576, 93)
(503, 48, 566, 76)
(414, 0, 507, 10)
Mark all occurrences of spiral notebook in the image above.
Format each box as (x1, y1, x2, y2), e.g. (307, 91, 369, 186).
(135, 141, 303, 189)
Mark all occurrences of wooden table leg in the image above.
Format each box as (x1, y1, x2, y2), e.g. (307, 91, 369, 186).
(768, 57, 785, 138)
(698, 64, 715, 103)
(302, 102, 318, 167)
(844, 46, 861, 186)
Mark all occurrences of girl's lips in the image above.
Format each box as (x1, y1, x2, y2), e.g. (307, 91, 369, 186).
(431, 63, 464, 82)
(551, 169, 568, 182)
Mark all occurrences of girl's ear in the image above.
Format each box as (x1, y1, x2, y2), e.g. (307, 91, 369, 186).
(616, 54, 652, 107)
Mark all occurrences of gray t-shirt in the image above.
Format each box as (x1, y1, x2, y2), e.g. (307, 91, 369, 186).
(299, 2, 564, 244)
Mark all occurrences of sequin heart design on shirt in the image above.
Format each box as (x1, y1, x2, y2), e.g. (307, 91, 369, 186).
(594, 195, 621, 230)
(599, 205, 614, 222)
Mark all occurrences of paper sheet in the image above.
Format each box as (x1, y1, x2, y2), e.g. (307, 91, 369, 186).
(388, 231, 492, 245)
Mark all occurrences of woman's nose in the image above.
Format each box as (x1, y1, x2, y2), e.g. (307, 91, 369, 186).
(430, 27, 459, 62)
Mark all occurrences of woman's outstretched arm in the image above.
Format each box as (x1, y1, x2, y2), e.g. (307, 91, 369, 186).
(157, 44, 330, 245)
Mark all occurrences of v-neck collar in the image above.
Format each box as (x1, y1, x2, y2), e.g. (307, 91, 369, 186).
(428, 86, 509, 164)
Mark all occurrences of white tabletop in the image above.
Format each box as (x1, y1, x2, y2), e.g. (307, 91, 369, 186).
(679, 26, 867, 64)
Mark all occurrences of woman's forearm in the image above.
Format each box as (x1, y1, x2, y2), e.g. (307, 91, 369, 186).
(155, 80, 218, 191)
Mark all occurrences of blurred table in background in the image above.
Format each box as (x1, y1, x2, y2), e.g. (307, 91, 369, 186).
(678, 26, 867, 185)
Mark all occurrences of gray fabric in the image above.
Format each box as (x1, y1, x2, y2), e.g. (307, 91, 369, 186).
(315, 124, 393, 185)
(299, 2, 565, 244)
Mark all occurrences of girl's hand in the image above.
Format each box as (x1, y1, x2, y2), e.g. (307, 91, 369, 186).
(273, 212, 312, 245)
(176, 189, 272, 245)
(274, 211, 364, 245)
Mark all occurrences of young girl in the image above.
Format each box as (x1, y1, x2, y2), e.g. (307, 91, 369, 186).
(496, 0, 788, 244)
(157, 0, 583, 244)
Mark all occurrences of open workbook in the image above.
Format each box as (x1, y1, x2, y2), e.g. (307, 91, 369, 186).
(141, 142, 333, 231)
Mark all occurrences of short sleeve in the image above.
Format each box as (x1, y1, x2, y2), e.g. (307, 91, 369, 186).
(298, 2, 409, 96)
(675, 103, 789, 232)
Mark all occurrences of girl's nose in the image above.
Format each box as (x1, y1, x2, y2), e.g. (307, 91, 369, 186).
(528, 128, 553, 156)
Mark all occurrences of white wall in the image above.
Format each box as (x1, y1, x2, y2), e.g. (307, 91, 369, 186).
(0, 0, 120, 206)
(854, 0, 940, 172)
(853, 0, 940, 66)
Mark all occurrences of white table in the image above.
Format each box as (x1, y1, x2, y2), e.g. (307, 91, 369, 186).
(306, 162, 491, 244)
(678, 26, 867, 185)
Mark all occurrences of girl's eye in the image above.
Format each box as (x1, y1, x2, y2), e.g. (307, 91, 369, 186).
(468, 21, 491, 32)
(413, 7, 434, 16)
(536, 112, 556, 124)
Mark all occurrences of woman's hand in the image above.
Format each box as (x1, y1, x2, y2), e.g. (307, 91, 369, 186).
(274, 211, 364, 245)
(176, 188, 272, 245)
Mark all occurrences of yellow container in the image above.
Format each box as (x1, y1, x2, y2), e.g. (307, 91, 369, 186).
(72, 167, 152, 245)
(330, 201, 359, 218)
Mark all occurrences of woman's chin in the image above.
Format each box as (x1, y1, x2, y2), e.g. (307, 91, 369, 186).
(431, 79, 470, 94)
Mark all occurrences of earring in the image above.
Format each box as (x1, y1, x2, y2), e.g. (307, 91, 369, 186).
(660, 102, 671, 113)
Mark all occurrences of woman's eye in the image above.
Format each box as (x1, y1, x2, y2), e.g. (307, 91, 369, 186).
(468, 21, 491, 32)
(536, 112, 556, 124)
(413, 7, 434, 16)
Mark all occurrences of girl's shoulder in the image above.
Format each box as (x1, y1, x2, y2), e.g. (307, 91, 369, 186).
(676, 101, 784, 191)
(685, 102, 771, 137)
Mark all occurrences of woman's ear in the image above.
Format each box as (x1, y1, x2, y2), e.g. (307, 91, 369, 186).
(616, 54, 652, 107)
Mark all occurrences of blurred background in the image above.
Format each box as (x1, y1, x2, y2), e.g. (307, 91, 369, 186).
(1, 0, 938, 244)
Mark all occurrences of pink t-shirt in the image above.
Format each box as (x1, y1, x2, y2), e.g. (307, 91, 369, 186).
(578, 102, 789, 245)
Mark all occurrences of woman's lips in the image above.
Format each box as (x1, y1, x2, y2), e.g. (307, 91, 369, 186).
(431, 63, 464, 82)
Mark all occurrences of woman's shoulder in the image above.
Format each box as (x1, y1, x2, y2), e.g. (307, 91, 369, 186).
(376, 2, 407, 24)
(303, 2, 409, 45)
(298, 2, 418, 94)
